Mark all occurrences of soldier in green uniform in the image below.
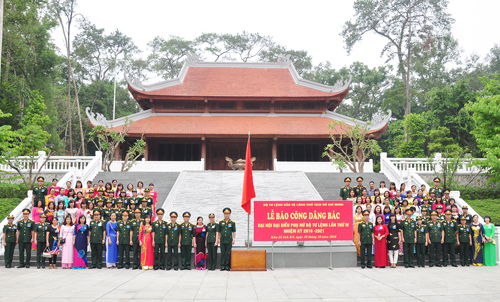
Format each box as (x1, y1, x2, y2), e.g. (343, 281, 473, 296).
(401, 209, 416, 268)
(435, 205, 445, 221)
(428, 191, 436, 205)
(357, 210, 374, 269)
(129, 189, 139, 206)
(354, 177, 367, 197)
(103, 199, 113, 223)
(420, 208, 430, 225)
(140, 198, 152, 219)
(34, 213, 50, 269)
(218, 208, 236, 271)
(3, 215, 17, 268)
(179, 212, 194, 270)
(114, 199, 125, 221)
(89, 210, 106, 269)
(414, 216, 428, 267)
(86, 188, 94, 204)
(442, 209, 458, 267)
(117, 190, 128, 209)
(427, 211, 444, 267)
(130, 209, 143, 270)
(116, 211, 132, 269)
(144, 188, 154, 208)
(166, 211, 181, 270)
(443, 190, 451, 206)
(95, 198, 105, 214)
(429, 177, 443, 197)
(420, 199, 432, 218)
(206, 213, 219, 271)
(129, 199, 138, 214)
(152, 208, 168, 270)
(457, 216, 472, 267)
(461, 206, 473, 225)
(32, 177, 48, 207)
(339, 177, 353, 200)
(96, 187, 105, 203)
(16, 209, 34, 268)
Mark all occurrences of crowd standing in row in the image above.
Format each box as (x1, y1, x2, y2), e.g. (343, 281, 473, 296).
(2, 177, 236, 271)
(341, 176, 497, 269)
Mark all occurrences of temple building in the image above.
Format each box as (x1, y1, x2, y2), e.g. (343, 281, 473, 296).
(86, 55, 391, 170)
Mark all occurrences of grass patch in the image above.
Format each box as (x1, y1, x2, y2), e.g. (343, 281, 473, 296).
(0, 198, 23, 221)
(466, 199, 500, 224)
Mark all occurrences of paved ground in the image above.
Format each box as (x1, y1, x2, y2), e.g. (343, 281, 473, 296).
(0, 266, 498, 302)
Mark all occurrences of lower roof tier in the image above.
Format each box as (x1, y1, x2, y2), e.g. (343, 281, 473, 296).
(86, 108, 391, 139)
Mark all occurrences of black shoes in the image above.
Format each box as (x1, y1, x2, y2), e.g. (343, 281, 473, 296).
(174, 268, 178, 271)
(452, 264, 458, 267)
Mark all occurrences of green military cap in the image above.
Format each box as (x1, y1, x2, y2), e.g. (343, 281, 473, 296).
(344, 177, 351, 182)
(132, 189, 137, 192)
(144, 188, 150, 192)
(444, 209, 452, 215)
(444, 190, 450, 194)
(429, 190, 436, 194)
(37, 176, 44, 181)
(460, 215, 467, 220)
(122, 211, 129, 216)
(107, 190, 114, 194)
(430, 210, 438, 216)
(423, 197, 429, 201)
(134, 209, 142, 214)
(208, 213, 215, 218)
(421, 208, 428, 212)
(96, 198, 104, 203)
(93, 210, 101, 215)
(433, 177, 441, 182)
(362, 210, 370, 216)
(436, 205, 443, 209)
(405, 209, 414, 215)
(462, 206, 468, 210)
(40, 213, 47, 218)
(120, 189, 126, 193)
(7, 214, 14, 219)
(416, 216, 423, 220)
(223, 207, 231, 214)
(170, 211, 178, 217)
(106, 199, 113, 203)
(356, 176, 363, 181)
(98, 187, 105, 192)
(156, 208, 165, 215)
(141, 198, 148, 203)
(183, 211, 191, 217)
(22, 208, 31, 214)
(116, 199, 123, 203)
(88, 188, 94, 192)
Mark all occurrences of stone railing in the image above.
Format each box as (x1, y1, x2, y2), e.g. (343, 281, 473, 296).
(0, 151, 96, 173)
(388, 154, 486, 174)
(108, 158, 205, 172)
(274, 159, 373, 173)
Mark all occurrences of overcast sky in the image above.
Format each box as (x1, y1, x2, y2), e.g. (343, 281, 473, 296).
(56, 0, 499, 80)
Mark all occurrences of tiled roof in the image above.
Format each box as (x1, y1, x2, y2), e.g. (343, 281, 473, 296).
(108, 115, 387, 138)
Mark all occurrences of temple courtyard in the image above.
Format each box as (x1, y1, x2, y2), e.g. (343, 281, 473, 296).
(0, 266, 498, 301)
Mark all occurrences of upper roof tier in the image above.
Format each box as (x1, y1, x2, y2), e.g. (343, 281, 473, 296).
(126, 54, 352, 110)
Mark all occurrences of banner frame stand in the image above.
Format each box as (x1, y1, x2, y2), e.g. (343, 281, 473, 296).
(270, 241, 276, 271)
(328, 240, 333, 270)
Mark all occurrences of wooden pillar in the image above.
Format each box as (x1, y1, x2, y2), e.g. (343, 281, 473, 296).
(150, 98, 155, 113)
(114, 144, 120, 161)
(272, 136, 277, 170)
(201, 136, 207, 170)
(270, 98, 275, 114)
(144, 138, 149, 161)
(204, 98, 209, 114)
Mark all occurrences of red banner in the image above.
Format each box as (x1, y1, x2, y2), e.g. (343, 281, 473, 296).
(254, 201, 353, 241)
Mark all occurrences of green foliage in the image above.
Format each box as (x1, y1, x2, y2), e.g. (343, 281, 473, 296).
(458, 186, 500, 201)
(0, 198, 23, 221)
(465, 199, 500, 224)
(259, 44, 312, 77)
(466, 75, 500, 183)
(0, 182, 30, 199)
(323, 121, 382, 173)
(391, 113, 428, 157)
(148, 36, 197, 79)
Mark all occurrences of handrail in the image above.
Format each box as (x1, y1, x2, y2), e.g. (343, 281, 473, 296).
(379, 153, 402, 186)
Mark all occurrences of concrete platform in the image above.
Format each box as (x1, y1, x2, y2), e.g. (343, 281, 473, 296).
(0, 265, 498, 301)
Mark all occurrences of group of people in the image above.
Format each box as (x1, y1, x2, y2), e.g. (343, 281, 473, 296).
(342, 176, 497, 268)
(2, 177, 237, 271)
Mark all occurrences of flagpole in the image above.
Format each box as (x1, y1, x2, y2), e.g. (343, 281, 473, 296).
(247, 131, 250, 250)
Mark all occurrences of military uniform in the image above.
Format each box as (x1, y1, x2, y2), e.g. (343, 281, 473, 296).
(358, 216, 374, 268)
(141, 206, 152, 219)
(462, 213, 473, 225)
(206, 217, 219, 270)
(166, 220, 180, 270)
(33, 185, 48, 205)
(401, 217, 416, 267)
(130, 215, 143, 269)
(89, 217, 106, 268)
(103, 207, 113, 223)
(34, 220, 50, 267)
(420, 204, 432, 217)
(429, 187, 443, 197)
(180, 217, 195, 270)
(415, 221, 428, 267)
(427, 219, 444, 266)
(112, 207, 124, 221)
(339, 186, 353, 200)
(152, 217, 167, 269)
(354, 185, 367, 197)
(3, 221, 17, 268)
(117, 218, 132, 269)
(457, 221, 472, 266)
(17, 215, 34, 268)
(442, 219, 458, 266)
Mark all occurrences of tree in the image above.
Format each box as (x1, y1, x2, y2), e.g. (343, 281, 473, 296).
(391, 113, 428, 158)
(195, 32, 236, 62)
(0, 90, 52, 189)
(311, 61, 389, 121)
(323, 121, 382, 173)
(259, 43, 312, 77)
(222, 31, 272, 62)
(342, 0, 454, 120)
(428, 126, 467, 190)
(147, 36, 196, 79)
(466, 75, 500, 184)
(89, 120, 146, 172)
(487, 44, 500, 74)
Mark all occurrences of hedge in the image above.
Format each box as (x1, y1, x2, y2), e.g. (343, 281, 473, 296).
(457, 186, 500, 200)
